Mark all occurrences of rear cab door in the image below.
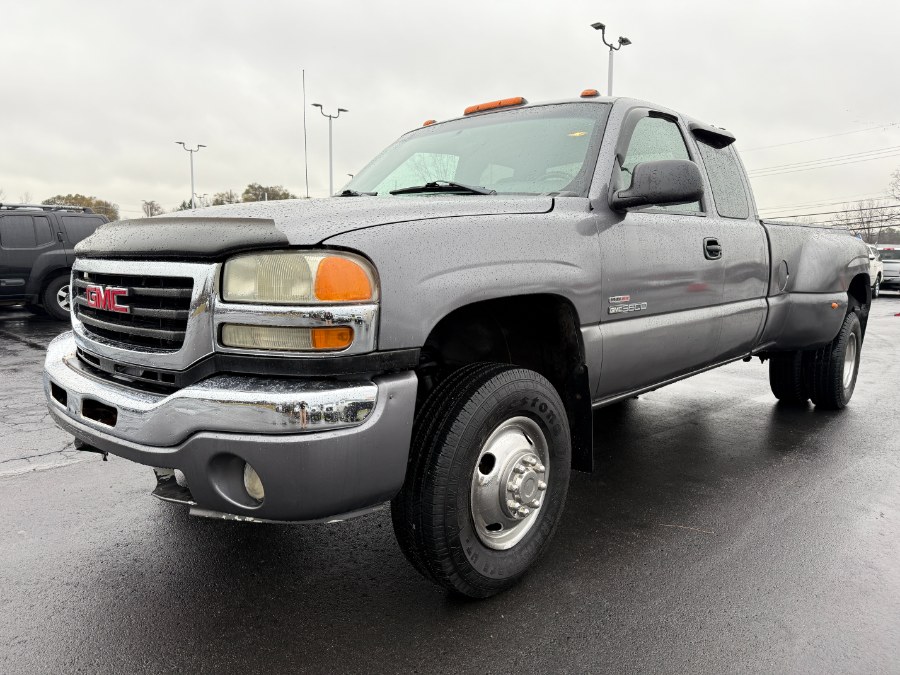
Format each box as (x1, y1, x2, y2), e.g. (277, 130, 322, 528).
(688, 124, 769, 362)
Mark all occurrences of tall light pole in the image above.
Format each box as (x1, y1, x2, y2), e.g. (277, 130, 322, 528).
(175, 141, 206, 209)
(591, 22, 632, 96)
(311, 103, 347, 196)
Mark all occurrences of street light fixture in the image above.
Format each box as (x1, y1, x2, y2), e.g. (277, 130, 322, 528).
(175, 141, 206, 209)
(591, 22, 632, 96)
(312, 103, 348, 196)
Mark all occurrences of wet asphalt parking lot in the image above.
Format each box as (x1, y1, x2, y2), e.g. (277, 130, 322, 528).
(1, 300, 898, 674)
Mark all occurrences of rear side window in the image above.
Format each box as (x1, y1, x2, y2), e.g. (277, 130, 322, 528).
(33, 216, 53, 245)
(696, 141, 749, 219)
(62, 216, 105, 244)
(0, 215, 40, 249)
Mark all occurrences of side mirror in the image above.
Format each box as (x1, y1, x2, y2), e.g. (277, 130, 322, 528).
(869, 254, 876, 260)
(610, 159, 704, 212)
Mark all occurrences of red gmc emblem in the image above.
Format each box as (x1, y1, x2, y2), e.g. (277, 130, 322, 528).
(84, 284, 130, 314)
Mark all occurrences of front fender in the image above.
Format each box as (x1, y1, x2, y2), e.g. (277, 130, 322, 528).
(322, 206, 602, 350)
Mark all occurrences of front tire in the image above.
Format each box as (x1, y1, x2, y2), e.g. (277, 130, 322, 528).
(391, 363, 571, 598)
(42, 275, 72, 322)
(808, 312, 862, 410)
(872, 277, 880, 299)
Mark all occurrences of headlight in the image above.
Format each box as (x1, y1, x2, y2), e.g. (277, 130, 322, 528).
(222, 251, 377, 304)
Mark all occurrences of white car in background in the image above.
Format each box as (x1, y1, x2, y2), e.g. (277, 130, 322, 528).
(867, 245, 884, 298)
(877, 245, 900, 294)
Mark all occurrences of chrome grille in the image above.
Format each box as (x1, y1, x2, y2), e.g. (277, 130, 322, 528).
(73, 271, 194, 350)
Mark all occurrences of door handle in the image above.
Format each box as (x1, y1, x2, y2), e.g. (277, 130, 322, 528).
(703, 237, 723, 260)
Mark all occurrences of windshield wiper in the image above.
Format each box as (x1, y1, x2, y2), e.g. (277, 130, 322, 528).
(389, 180, 496, 196)
(337, 189, 377, 196)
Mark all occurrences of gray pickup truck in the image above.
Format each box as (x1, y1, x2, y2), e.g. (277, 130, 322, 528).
(43, 94, 871, 597)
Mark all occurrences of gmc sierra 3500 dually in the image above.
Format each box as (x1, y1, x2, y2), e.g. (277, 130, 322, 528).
(44, 94, 870, 597)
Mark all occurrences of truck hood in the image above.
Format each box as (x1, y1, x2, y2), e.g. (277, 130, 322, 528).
(75, 196, 554, 260)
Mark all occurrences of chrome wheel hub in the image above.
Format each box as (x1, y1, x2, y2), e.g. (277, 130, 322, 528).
(57, 284, 71, 311)
(843, 332, 857, 389)
(470, 416, 549, 550)
(503, 454, 547, 518)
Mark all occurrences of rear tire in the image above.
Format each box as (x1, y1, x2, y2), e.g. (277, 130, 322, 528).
(872, 277, 880, 299)
(769, 351, 808, 403)
(391, 363, 571, 598)
(808, 312, 862, 410)
(42, 275, 72, 322)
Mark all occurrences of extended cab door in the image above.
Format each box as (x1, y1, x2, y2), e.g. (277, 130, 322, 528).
(594, 109, 725, 400)
(689, 130, 769, 362)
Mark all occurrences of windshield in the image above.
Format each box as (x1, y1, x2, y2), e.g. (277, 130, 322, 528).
(344, 103, 610, 197)
(879, 248, 900, 261)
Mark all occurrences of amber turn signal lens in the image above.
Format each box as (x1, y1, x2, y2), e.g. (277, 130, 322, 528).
(463, 96, 527, 115)
(314, 256, 373, 302)
(423, 119, 437, 126)
(311, 326, 354, 350)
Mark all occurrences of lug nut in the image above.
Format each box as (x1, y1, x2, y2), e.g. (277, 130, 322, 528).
(518, 506, 531, 517)
(507, 499, 520, 510)
(514, 465, 526, 474)
(535, 463, 546, 473)
(538, 480, 547, 491)
(530, 500, 541, 508)
(523, 456, 537, 466)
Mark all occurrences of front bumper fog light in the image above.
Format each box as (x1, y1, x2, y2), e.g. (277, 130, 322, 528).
(243, 462, 265, 503)
(220, 324, 353, 351)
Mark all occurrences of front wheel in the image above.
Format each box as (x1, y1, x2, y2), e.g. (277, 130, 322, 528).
(391, 363, 571, 598)
(872, 278, 880, 299)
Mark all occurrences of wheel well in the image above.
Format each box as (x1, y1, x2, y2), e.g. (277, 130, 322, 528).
(39, 269, 72, 299)
(417, 294, 593, 471)
(847, 273, 870, 337)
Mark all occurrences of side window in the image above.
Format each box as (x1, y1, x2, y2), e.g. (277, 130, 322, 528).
(0, 215, 39, 249)
(33, 216, 54, 246)
(696, 141, 749, 219)
(61, 216, 104, 244)
(619, 116, 700, 213)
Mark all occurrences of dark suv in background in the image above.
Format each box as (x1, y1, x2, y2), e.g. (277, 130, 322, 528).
(0, 204, 109, 320)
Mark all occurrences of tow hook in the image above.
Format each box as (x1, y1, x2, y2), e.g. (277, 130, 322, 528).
(73, 437, 108, 461)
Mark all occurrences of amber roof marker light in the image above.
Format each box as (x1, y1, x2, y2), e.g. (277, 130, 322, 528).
(580, 89, 600, 98)
(463, 97, 527, 116)
(591, 21, 632, 96)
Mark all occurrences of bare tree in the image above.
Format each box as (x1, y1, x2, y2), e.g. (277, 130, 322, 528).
(889, 169, 900, 201)
(832, 198, 898, 243)
(20, 191, 32, 203)
(142, 200, 164, 217)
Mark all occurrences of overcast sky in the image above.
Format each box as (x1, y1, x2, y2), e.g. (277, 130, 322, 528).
(2, 0, 899, 220)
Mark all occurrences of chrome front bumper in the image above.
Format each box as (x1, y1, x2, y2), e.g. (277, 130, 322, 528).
(45, 332, 379, 445)
(44, 332, 418, 521)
